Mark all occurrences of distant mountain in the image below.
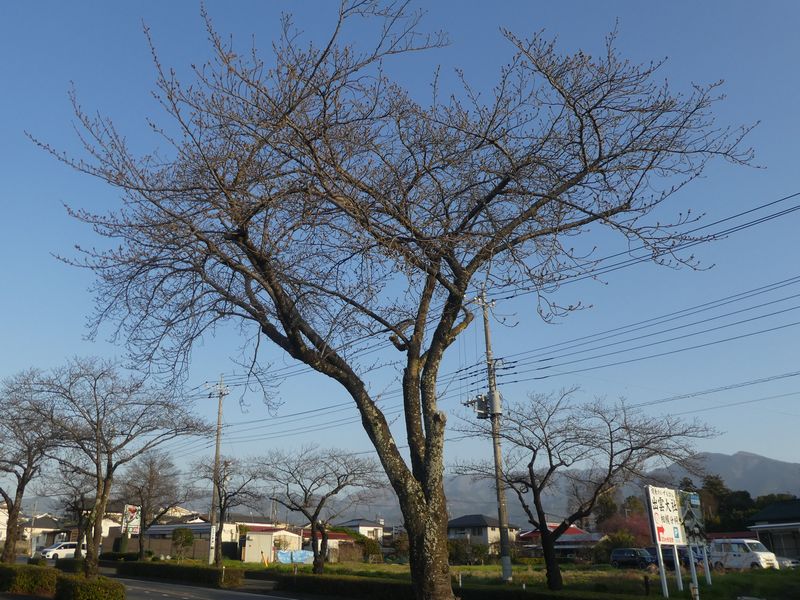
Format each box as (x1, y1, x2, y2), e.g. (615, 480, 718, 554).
(342, 451, 800, 528)
(649, 451, 800, 498)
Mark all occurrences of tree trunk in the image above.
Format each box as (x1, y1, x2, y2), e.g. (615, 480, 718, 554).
(311, 523, 328, 574)
(84, 478, 113, 578)
(540, 531, 563, 590)
(138, 524, 147, 560)
(403, 493, 455, 600)
(1, 502, 21, 563)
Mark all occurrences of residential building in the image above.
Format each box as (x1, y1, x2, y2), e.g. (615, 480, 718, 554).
(748, 499, 800, 559)
(337, 518, 385, 540)
(447, 514, 519, 549)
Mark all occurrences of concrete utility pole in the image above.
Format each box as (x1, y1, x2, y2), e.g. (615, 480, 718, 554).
(208, 375, 228, 565)
(477, 290, 513, 582)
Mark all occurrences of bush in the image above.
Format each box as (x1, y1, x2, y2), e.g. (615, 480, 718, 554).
(55, 557, 86, 573)
(116, 561, 243, 589)
(55, 574, 125, 600)
(99, 551, 140, 562)
(27, 556, 49, 566)
(0, 564, 58, 596)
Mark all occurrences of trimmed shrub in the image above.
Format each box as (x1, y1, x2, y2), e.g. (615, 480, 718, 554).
(55, 574, 125, 600)
(99, 551, 140, 562)
(27, 556, 49, 566)
(54, 557, 86, 573)
(0, 564, 58, 596)
(116, 561, 243, 589)
(271, 572, 413, 600)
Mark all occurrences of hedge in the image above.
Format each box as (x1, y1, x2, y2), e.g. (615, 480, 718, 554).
(0, 564, 58, 596)
(269, 572, 647, 600)
(115, 562, 243, 588)
(55, 574, 125, 600)
(99, 552, 140, 562)
(54, 558, 85, 573)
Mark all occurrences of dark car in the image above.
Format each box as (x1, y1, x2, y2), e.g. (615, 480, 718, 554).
(610, 547, 657, 569)
(645, 546, 703, 570)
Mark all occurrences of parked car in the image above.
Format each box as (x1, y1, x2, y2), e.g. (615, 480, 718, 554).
(38, 542, 86, 560)
(645, 545, 704, 570)
(708, 538, 779, 570)
(610, 547, 657, 569)
(777, 556, 799, 569)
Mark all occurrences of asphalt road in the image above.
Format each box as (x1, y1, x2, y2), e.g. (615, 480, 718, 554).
(120, 578, 291, 600)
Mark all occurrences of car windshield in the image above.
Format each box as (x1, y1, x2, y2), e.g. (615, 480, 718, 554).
(637, 549, 652, 557)
(745, 542, 769, 552)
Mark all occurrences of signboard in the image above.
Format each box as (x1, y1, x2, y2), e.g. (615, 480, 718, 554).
(122, 504, 141, 535)
(647, 486, 686, 546)
(678, 490, 706, 545)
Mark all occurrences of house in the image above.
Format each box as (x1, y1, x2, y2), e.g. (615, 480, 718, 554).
(518, 523, 603, 557)
(447, 514, 519, 550)
(336, 518, 385, 540)
(748, 499, 800, 559)
(240, 527, 303, 563)
(21, 514, 68, 551)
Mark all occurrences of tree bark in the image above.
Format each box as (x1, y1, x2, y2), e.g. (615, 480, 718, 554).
(0, 500, 21, 563)
(403, 486, 454, 600)
(310, 521, 324, 574)
(540, 531, 563, 591)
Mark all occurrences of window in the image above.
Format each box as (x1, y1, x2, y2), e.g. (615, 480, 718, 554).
(471, 528, 481, 536)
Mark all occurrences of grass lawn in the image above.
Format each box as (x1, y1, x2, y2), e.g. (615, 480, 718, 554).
(230, 559, 800, 599)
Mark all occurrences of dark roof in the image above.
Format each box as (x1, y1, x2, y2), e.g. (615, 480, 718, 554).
(749, 499, 800, 524)
(447, 514, 519, 530)
(228, 513, 274, 525)
(336, 518, 384, 529)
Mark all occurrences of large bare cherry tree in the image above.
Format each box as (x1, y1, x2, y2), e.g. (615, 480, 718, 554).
(34, 2, 750, 597)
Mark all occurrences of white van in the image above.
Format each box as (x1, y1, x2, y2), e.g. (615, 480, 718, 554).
(709, 538, 779, 570)
(39, 541, 86, 560)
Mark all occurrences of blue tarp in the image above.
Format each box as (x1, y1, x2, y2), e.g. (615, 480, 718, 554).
(276, 549, 314, 564)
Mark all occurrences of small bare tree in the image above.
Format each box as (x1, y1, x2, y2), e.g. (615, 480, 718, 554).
(193, 456, 262, 565)
(120, 451, 195, 559)
(42, 463, 95, 559)
(0, 371, 55, 564)
(0, 371, 56, 563)
(456, 389, 713, 590)
(258, 445, 383, 573)
(26, 357, 208, 577)
(34, 3, 751, 597)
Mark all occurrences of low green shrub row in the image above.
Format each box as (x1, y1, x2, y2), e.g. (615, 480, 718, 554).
(55, 557, 86, 573)
(116, 561, 243, 589)
(99, 551, 140, 562)
(271, 572, 413, 600)
(269, 571, 647, 600)
(56, 574, 125, 600)
(0, 563, 58, 596)
(27, 556, 49, 566)
(0, 564, 124, 599)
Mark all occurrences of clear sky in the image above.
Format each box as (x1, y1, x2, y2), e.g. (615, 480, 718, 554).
(1, 1, 799, 482)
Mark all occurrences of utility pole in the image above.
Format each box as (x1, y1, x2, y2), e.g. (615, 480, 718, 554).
(208, 375, 228, 565)
(476, 290, 513, 582)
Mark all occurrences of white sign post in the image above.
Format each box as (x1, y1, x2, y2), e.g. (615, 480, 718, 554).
(122, 504, 141, 535)
(647, 486, 687, 598)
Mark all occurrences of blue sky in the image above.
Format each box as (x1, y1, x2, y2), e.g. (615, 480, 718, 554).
(1, 1, 799, 477)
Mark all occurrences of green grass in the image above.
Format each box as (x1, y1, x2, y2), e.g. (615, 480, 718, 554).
(192, 558, 800, 599)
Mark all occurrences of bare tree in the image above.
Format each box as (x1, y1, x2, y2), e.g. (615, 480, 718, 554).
(258, 445, 383, 573)
(119, 451, 195, 559)
(0, 371, 56, 563)
(455, 389, 713, 590)
(34, 3, 751, 597)
(193, 456, 262, 564)
(42, 463, 95, 560)
(26, 357, 207, 577)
